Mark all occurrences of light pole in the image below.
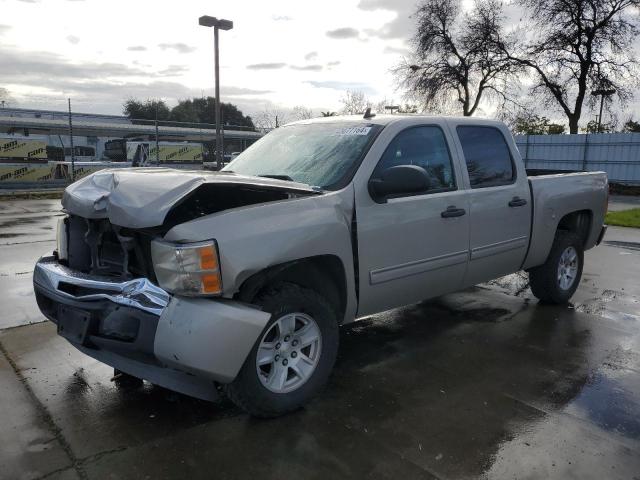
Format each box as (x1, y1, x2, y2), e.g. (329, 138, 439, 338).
(591, 88, 616, 133)
(199, 15, 233, 170)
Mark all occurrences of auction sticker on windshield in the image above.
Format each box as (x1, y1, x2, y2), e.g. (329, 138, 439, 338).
(332, 126, 372, 136)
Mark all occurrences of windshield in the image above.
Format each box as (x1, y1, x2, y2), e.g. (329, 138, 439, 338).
(222, 122, 382, 189)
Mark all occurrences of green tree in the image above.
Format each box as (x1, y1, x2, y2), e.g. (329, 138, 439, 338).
(512, 113, 566, 135)
(123, 99, 171, 121)
(623, 119, 640, 132)
(170, 97, 254, 129)
(123, 97, 255, 130)
(584, 120, 614, 133)
(547, 123, 566, 135)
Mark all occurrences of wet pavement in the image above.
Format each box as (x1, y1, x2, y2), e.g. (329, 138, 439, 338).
(0, 198, 639, 480)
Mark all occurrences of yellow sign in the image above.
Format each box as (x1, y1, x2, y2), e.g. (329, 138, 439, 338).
(127, 142, 204, 163)
(0, 163, 56, 182)
(0, 138, 48, 160)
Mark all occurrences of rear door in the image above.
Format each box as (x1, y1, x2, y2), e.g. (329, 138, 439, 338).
(448, 122, 531, 286)
(354, 122, 470, 316)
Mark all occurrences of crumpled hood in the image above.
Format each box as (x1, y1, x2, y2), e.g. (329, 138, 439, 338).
(62, 167, 318, 228)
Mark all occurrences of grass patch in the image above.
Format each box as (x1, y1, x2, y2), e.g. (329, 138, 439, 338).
(605, 208, 640, 228)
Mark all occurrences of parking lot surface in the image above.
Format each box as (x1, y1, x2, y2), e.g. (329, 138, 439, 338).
(0, 198, 639, 480)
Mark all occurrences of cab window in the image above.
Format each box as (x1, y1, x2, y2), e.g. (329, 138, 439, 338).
(371, 126, 456, 194)
(457, 126, 515, 188)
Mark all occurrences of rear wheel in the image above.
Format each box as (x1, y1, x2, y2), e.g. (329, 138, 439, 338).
(528, 231, 584, 304)
(225, 282, 339, 417)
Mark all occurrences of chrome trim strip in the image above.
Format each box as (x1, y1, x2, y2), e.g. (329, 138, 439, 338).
(470, 236, 529, 260)
(34, 257, 170, 316)
(369, 250, 469, 285)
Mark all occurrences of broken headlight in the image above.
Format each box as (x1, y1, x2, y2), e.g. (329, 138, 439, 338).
(150, 240, 222, 296)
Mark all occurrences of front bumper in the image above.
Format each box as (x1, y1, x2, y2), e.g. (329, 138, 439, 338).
(33, 256, 271, 401)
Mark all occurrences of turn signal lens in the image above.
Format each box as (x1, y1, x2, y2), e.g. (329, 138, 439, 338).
(201, 273, 222, 294)
(199, 245, 218, 270)
(151, 240, 223, 296)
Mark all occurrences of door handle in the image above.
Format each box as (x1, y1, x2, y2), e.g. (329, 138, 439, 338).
(508, 196, 528, 207)
(441, 206, 466, 218)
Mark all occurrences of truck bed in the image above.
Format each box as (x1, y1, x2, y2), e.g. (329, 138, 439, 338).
(523, 171, 608, 270)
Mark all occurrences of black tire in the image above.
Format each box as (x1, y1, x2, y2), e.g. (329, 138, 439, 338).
(224, 282, 339, 418)
(528, 231, 584, 304)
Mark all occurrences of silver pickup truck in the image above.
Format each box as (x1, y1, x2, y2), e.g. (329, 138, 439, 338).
(33, 115, 608, 417)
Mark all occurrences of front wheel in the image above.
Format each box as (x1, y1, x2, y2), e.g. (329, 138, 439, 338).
(225, 282, 339, 417)
(528, 231, 584, 304)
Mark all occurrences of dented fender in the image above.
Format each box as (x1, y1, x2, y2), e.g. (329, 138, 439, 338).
(163, 187, 359, 323)
(154, 296, 271, 383)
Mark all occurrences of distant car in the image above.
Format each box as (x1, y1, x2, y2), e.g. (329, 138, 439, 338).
(34, 115, 608, 417)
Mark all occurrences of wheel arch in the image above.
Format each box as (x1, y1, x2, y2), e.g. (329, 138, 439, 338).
(524, 208, 594, 270)
(235, 255, 348, 323)
(556, 209, 593, 247)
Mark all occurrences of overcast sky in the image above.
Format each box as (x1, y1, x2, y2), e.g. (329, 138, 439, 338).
(0, 0, 429, 118)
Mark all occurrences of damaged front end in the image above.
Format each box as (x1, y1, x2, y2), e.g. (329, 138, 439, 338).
(32, 168, 301, 401)
(60, 214, 157, 280)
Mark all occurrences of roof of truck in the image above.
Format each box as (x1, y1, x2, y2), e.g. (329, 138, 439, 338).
(286, 114, 506, 128)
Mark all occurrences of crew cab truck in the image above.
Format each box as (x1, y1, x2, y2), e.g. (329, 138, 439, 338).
(33, 115, 608, 417)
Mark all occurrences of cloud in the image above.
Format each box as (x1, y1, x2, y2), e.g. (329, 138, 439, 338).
(17, 0, 38, 3)
(223, 86, 273, 96)
(290, 64, 323, 71)
(358, 0, 417, 40)
(272, 15, 292, 21)
(1, 48, 147, 81)
(384, 45, 410, 55)
(158, 43, 196, 54)
(127, 45, 147, 52)
(157, 65, 189, 77)
(0, 25, 11, 35)
(66, 35, 80, 45)
(304, 51, 318, 61)
(306, 80, 376, 95)
(327, 61, 341, 66)
(326, 27, 359, 39)
(246, 62, 287, 70)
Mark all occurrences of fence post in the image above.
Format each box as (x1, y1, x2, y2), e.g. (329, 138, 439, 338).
(68, 98, 75, 182)
(582, 134, 589, 171)
(524, 135, 530, 168)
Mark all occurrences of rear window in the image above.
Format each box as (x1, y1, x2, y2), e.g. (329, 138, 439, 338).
(457, 126, 514, 188)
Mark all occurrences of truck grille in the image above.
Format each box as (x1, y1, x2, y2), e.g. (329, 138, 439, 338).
(65, 215, 155, 280)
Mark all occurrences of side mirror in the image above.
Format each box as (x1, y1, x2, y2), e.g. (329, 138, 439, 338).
(368, 165, 431, 201)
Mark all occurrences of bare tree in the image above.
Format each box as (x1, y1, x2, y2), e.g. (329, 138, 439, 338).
(253, 108, 289, 130)
(340, 90, 372, 115)
(399, 0, 522, 116)
(291, 105, 314, 120)
(502, 0, 640, 133)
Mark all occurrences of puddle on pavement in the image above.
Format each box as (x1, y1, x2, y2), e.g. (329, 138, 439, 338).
(564, 366, 640, 440)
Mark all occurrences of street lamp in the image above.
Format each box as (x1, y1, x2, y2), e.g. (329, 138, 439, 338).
(199, 15, 233, 170)
(591, 88, 616, 133)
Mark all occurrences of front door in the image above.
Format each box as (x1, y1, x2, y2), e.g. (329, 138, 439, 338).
(355, 124, 470, 316)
